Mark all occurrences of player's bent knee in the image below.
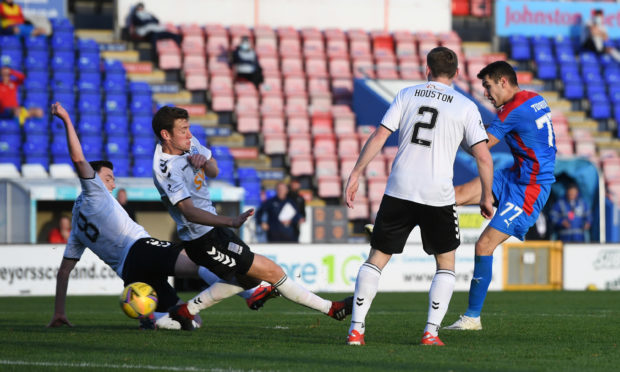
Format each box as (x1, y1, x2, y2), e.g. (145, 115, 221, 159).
(247, 254, 285, 283)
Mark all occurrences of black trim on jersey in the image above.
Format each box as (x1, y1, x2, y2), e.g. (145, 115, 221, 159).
(172, 196, 191, 206)
(380, 123, 394, 133)
(470, 139, 489, 148)
(63, 257, 80, 261)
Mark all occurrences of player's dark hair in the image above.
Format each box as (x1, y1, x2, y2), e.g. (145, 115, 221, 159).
(426, 47, 458, 79)
(89, 160, 113, 172)
(152, 106, 189, 141)
(477, 61, 518, 86)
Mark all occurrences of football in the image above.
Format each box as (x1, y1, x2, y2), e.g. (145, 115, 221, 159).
(119, 282, 158, 319)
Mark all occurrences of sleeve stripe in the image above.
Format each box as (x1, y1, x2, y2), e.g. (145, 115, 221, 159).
(380, 124, 394, 133)
(63, 257, 80, 261)
(470, 139, 489, 148)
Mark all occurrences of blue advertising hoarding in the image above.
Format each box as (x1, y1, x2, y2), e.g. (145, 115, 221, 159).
(16, 0, 67, 20)
(496, 0, 620, 38)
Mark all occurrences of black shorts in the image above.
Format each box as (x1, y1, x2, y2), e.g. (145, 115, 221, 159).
(371, 195, 460, 255)
(183, 227, 255, 282)
(121, 237, 183, 312)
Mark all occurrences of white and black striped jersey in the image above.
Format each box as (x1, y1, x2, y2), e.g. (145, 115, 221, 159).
(152, 136, 216, 241)
(63, 174, 150, 276)
(381, 81, 488, 206)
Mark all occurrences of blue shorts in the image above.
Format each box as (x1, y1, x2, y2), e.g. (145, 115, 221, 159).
(489, 169, 551, 240)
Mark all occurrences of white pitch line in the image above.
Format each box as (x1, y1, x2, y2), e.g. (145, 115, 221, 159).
(0, 360, 265, 372)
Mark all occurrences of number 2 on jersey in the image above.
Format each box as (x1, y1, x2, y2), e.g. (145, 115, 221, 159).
(411, 106, 438, 147)
(535, 113, 554, 147)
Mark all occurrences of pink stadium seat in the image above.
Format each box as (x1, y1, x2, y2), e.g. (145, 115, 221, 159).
(318, 176, 342, 198)
(229, 24, 251, 37)
(305, 58, 328, 78)
(399, 60, 424, 80)
(260, 76, 283, 97)
(347, 196, 370, 220)
(315, 155, 339, 177)
(288, 134, 312, 156)
(231, 34, 253, 49)
(281, 57, 304, 77)
(208, 56, 232, 75)
(309, 93, 332, 111)
(334, 113, 355, 136)
(301, 27, 323, 41)
(259, 57, 279, 74)
(235, 95, 259, 113)
(277, 26, 299, 40)
(182, 35, 205, 55)
(393, 30, 415, 42)
(205, 24, 227, 36)
(159, 52, 182, 70)
(575, 140, 596, 158)
(303, 39, 325, 58)
(603, 158, 620, 182)
(365, 155, 386, 178)
(284, 76, 307, 95)
(395, 41, 416, 57)
(290, 154, 314, 176)
(287, 94, 308, 110)
(234, 81, 258, 97)
(185, 73, 208, 91)
(338, 135, 359, 157)
(206, 35, 229, 56)
(368, 176, 387, 202)
(350, 39, 372, 58)
(340, 155, 358, 178)
(347, 28, 369, 42)
(180, 24, 203, 36)
(262, 115, 285, 134)
(376, 60, 398, 79)
(324, 28, 346, 41)
(311, 112, 333, 134)
(327, 39, 348, 59)
(600, 148, 619, 160)
(329, 58, 352, 79)
(419, 40, 440, 57)
(183, 54, 206, 72)
(256, 43, 277, 58)
(308, 77, 330, 95)
(314, 135, 337, 154)
(237, 112, 260, 133)
(331, 78, 353, 100)
(264, 133, 287, 155)
(255, 25, 275, 38)
(287, 114, 310, 135)
(211, 94, 234, 111)
(555, 138, 574, 156)
(279, 38, 302, 59)
(210, 75, 233, 94)
(353, 58, 375, 79)
(261, 96, 284, 116)
(157, 39, 180, 53)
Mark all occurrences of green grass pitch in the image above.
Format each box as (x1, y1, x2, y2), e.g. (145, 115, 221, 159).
(1, 291, 618, 371)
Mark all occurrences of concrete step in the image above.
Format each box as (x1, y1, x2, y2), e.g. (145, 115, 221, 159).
(209, 133, 245, 147)
(102, 50, 140, 62)
(127, 70, 166, 83)
(75, 29, 115, 43)
(153, 91, 192, 105)
(548, 100, 571, 113)
(569, 120, 598, 131)
(565, 111, 586, 123)
(190, 113, 220, 126)
(540, 91, 560, 102)
(462, 41, 492, 57)
(236, 154, 272, 168)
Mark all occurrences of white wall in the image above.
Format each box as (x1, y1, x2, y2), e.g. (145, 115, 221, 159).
(117, 0, 451, 32)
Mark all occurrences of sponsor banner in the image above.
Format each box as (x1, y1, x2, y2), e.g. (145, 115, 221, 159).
(0, 245, 123, 296)
(563, 244, 620, 290)
(0, 244, 502, 295)
(229, 147, 259, 160)
(178, 104, 207, 116)
(496, 0, 620, 38)
(16, 0, 66, 19)
(251, 244, 503, 292)
(122, 62, 153, 74)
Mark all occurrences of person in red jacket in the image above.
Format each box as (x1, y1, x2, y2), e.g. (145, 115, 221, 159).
(0, 0, 45, 36)
(48, 215, 71, 244)
(0, 65, 43, 121)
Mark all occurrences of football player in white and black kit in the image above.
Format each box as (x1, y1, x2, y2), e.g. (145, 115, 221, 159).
(343, 47, 495, 346)
(46, 103, 274, 331)
(151, 106, 353, 330)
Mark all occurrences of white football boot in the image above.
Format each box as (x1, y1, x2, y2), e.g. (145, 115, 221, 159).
(443, 315, 482, 330)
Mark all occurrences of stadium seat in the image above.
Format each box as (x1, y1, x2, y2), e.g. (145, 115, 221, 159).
(78, 114, 103, 134)
(509, 35, 530, 61)
(21, 163, 48, 178)
(0, 118, 20, 134)
(105, 115, 129, 135)
(78, 93, 102, 113)
(52, 51, 75, 71)
(347, 196, 369, 220)
(263, 133, 287, 154)
(131, 115, 153, 136)
(25, 50, 48, 70)
(78, 72, 102, 92)
(132, 156, 152, 178)
(106, 136, 130, 157)
(317, 176, 342, 198)
(78, 51, 101, 72)
(290, 154, 314, 176)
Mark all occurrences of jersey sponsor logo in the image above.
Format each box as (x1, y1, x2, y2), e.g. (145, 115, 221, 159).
(206, 246, 236, 267)
(227, 242, 243, 255)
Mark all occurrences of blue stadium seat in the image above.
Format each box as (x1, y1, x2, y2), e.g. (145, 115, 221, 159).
(51, 134, 68, 156)
(132, 156, 152, 177)
(104, 59, 125, 74)
(25, 50, 49, 70)
(130, 95, 153, 114)
(24, 91, 48, 109)
(509, 35, 530, 61)
(52, 92, 75, 111)
(24, 35, 48, 51)
(265, 189, 276, 199)
(564, 81, 584, 100)
(0, 134, 21, 156)
(211, 145, 233, 160)
(586, 83, 606, 96)
(131, 115, 152, 135)
(241, 181, 261, 205)
(77, 93, 101, 113)
(81, 135, 103, 158)
(24, 154, 49, 170)
(190, 124, 207, 144)
(579, 51, 599, 70)
(132, 136, 155, 157)
(50, 32, 74, 51)
(50, 18, 74, 32)
(77, 38, 99, 53)
(24, 70, 49, 90)
(78, 72, 101, 92)
(591, 99, 611, 120)
(51, 154, 73, 165)
(78, 114, 102, 134)
(556, 49, 578, 68)
(52, 70, 75, 92)
(582, 69, 604, 85)
(599, 54, 619, 69)
(129, 81, 152, 94)
(24, 117, 48, 135)
(52, 51, 75, 72)
(0, 118, 20, 134)
(103, 76, 127, 93)
(534, 50, 557, 80)
(23, 133, 49, 154)
(531, 35, 551, 49)
(78, 51, 100, 72)
(0, 155, 21, 170)
(106, 135, 130, 157)
(105, 115, 129, 135)
(1, 49, 23, 68)
(237, 167, 259, 180)
(0, 35, 21, 50)
(216, 158, 236, 184)
(105, 93, 127, 113)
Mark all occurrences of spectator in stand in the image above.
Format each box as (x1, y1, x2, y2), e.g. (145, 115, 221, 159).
(129, 2, 181, 48)
(287, 178, 306, 238)
(256, 182, 302, 242)
(0, 0, 45, 36)
(48, 215, 71, 244)
(231, 36, 263, 89)
(116, 188, 136, 222)
(0, 64, 44, 123)
(550, 184, 592, 242)
(582, 9, 620, 63)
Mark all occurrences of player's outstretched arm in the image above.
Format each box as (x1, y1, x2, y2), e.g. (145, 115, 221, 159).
(472, 141, 494, 219)
(47, 258, 77, 328)
(50, 102, 95, 179)
(345, 126, 392, 208)
(177, 198, 255, 228)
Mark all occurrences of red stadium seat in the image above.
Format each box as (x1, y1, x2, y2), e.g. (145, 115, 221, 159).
(237, 112, 260, 133)
(305, 58, 328, 78)
(367, 176, 387, 202)
(314, 135, 336, 154)
(159, 52, 182, 70)
(317, 176, 342, 198)
(185, 73, 208, 91)
(287, 114, 310, 135)
(303, 39, 325, 58)
(365, 155, 386, 178)
(329, 58, 352, 79)
(262, 115, 285, 134)
(281, 57, 304, 77)
(211, 94, 234, 112)
(311, 112, 333, 136)
(338, 135, 359, 157)
(327, 39, 348, 59)
(315, 155, 339, 177)
(347, 196, 370, 220)
(263, 133, 287, 154)
(290, 154, 314, 176)
(288, 134, 312, 156)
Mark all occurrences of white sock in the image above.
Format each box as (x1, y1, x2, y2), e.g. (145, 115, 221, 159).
(273, 275, 331, 313)
(349, 262, 381, 334)
(424, 269, 456, 336)
(186, 281, 245, 315)
(198, 266, 256, 299)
